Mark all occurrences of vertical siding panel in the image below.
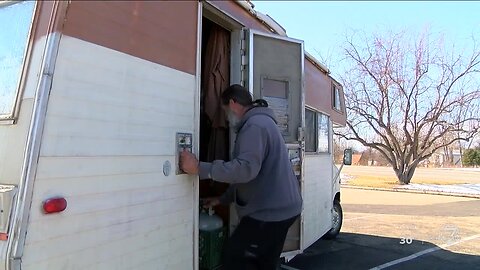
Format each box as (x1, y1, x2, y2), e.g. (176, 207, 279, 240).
(22, 34, 196, 269)
(303, 155, 333, 248)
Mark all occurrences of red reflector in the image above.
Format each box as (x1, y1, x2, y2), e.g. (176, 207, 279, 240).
(43, 197, 67, 214)
(0, 233, 8, 241)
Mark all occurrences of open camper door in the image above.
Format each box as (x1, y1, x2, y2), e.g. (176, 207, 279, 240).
(245, 29, 305, 256)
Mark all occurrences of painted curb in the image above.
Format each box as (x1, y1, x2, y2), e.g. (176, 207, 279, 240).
(341, 185, 480, 199)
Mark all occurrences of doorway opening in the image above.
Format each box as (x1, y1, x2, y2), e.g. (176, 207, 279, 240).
(199, 16, 231, 225)
(198, 15, 233, 270)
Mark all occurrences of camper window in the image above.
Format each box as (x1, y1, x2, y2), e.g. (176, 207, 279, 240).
(305, 108, 330, 153)
(261, 77, 289, 135)
(0, 1, 35, 120)
(305, 108, 317, 152)
(333, 85, 342, 112)
(317, 113, 330, 153)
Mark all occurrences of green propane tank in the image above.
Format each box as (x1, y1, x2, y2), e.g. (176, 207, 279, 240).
(199, 207, 223, 231)
(199, 207, 225, 270)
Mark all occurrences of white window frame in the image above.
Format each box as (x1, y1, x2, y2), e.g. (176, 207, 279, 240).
(0, 1, 37, 123)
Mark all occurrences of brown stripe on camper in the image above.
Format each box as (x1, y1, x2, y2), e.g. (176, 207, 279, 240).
(31, 1, 70, 41)
(305, 60, 332, 111)
(305, 59, 346, 126)
(32, 1, 54, 41)
(63, 1, 198, 75)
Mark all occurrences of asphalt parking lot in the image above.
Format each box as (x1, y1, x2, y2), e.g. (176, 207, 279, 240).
(283, 188, 480, 270)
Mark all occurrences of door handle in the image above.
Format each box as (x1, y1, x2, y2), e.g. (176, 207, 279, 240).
(176, 132, 193, 174)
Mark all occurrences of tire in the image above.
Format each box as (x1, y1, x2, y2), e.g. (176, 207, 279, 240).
(322, 200, 343, 240)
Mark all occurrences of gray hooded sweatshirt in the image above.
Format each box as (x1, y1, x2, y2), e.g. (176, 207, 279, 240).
(199, 107, 302, 222)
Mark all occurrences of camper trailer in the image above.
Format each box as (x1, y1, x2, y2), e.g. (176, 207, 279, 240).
(0, 1, 347, 269)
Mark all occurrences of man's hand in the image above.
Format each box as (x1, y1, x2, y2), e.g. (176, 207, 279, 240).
(201, 197, 220, 209)
(179, 150, 199, 175)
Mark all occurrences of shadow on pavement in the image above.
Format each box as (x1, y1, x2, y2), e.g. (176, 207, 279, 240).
(343, 200, 480, 217)
(284, 232, 480, 270)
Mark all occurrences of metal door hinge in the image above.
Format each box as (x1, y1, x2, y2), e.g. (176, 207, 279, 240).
(240, 29, 248, 87)
(297, 127, 305, 141)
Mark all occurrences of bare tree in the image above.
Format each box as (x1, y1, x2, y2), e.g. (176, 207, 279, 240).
(332, 135, 346, 164)
(336, 30, 480, 184)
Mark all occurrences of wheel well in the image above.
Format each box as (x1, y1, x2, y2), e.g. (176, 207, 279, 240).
(334, 192, 340, 202)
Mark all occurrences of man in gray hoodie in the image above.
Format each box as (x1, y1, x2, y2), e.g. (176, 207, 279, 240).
(180, 84, 302, 270)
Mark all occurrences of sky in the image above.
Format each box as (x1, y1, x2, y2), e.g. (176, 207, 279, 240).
(252, 1, 480, 79)
(252, 1, 480, 150)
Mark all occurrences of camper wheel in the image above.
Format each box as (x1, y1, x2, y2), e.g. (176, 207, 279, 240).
(323, 200, 343, 239)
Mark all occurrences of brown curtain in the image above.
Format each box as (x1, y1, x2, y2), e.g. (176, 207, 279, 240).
(202, 23, 230, 162)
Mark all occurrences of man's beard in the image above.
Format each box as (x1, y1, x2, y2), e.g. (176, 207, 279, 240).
(227, 110, 240, 127)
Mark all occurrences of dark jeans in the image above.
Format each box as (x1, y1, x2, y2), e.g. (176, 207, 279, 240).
(222, 215, 299, 270)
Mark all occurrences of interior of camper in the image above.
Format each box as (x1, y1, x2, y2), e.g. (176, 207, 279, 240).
(198, 15, 232, 270)
(199, 16, 231, 225)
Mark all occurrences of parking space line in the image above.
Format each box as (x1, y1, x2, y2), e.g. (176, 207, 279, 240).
(369, 233, 480, 270)
(344, 214, 377, 221)
(280, 264, 300, 270)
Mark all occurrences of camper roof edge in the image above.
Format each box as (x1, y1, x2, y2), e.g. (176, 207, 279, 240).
(235, 1, 331, 74)
(0, 1, 20, 8)
(235, 1, 286, 36)
(305, 51, 331, 74)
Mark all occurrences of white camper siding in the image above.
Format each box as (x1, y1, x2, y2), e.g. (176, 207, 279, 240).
(0, 36, 47, 185)
(302, 155, 333, 248)
(21, 37, 196, 270)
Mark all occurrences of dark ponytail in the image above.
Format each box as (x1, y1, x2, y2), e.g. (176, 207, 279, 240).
(252, 99, 268, 108)
(221, 84, 269, 108)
